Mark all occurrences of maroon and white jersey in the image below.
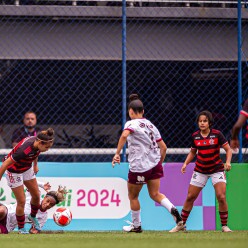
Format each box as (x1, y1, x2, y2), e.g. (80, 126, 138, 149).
(5, 191, 48, 232)
(124, 118, 162, 172)
(191, 129, 228, 174)
(240, 99, 248, 140)
(6, 136, 40, 174)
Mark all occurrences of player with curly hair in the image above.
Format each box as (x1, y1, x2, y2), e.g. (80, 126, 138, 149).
(0, 183, 67, 234)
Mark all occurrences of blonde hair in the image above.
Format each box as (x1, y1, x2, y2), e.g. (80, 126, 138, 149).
(46, 185, 67, 204)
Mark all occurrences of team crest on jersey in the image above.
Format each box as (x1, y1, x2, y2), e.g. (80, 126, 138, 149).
(147, 124, 153, 129)
(209, 138, 215, 145)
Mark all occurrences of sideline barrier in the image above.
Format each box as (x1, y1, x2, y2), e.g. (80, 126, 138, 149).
(216, 163, 248, 230)
(0, 162, 215, 231)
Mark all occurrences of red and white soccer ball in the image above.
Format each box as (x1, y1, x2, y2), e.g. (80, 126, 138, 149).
(53, 207, 72, 226)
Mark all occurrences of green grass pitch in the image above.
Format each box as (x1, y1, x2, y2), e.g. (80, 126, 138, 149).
(0, 231, 247, 248)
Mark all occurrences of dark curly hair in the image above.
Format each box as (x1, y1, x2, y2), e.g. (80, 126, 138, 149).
(196, 110, 214, 127)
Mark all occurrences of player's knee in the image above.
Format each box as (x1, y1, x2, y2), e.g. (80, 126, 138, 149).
(17, 199, 26, 208)
(216, 193, 226, 204)
(186, 193, 197, 202)
(128, 193, 139, 201)
(148, 191, 159, 201)
(0, 206, 7, 220)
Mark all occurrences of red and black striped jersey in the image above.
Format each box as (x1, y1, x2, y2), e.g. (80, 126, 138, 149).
(191, 129, 228, 174)
(6, 136, 40, 174)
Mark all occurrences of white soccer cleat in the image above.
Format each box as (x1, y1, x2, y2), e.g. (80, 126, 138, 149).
(123, 220, 142, 233)
(169, 221, 186, 233)
(222, 226, 232, 232)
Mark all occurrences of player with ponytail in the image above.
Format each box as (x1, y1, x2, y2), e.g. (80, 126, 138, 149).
(0, 128, 55, 234)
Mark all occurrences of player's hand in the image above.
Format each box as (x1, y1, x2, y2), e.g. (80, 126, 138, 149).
(112, 154, 120, 167)
(224, 163, 231, 172)
(230, 139, 239, 152)
(29, 226, 40, 234)
(43, 182, 51, 192)
(181, 164, 187, 174)
(33, 164, 39, 174)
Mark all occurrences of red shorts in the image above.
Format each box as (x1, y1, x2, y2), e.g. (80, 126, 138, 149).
(128, 162, 164, 185)
(0, 204, 8, 234)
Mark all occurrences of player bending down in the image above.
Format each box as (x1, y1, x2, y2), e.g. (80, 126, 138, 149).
(0, 183, 67, 234)
(0, 128, 55, 234)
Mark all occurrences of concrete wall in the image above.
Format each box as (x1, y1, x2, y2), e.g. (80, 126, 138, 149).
(0, 6, 247, 61)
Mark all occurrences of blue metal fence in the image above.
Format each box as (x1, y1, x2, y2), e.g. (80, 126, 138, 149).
(0, 1, 247, 162)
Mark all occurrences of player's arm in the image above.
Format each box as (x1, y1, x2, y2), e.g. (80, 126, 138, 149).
(37, 181, 51, 192)
(112, 129, 131, 167)
(222, 143, 232, 171)
(181, 149, 197, 174)
(230, 114, 247, 150)
(157, 140, 167, 164)
(29, 214, 47, 234)
(0, 157, 13, 180)
(33, 157, 39, 174)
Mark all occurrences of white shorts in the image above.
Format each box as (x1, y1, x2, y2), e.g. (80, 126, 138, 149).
(5, 167, 36, 189)
(190, 171, 226, 188)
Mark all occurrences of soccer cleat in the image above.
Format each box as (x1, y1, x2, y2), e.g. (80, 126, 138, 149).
(18, 228, 29, 234)
(169, 221, 186, 233)
(28, 214, 41, 231)
(123, 221, 142, 233)
(222, 226, 232, 232)
(171, 207, 183, 224)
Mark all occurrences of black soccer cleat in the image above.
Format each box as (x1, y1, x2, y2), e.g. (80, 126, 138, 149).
(171, 207, 183, 224)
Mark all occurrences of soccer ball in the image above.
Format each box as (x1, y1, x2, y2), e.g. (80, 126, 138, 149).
(53, 207, 72, 226)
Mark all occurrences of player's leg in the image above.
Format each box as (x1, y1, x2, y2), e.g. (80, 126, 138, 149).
(0, 204, 7, 221)
(11, 185, 29, 233)
(170, 172, 207, 232)
(212, 172, 232, 232)
(5, 171, 28, 234)
(123, 182, 143, 233)
(147, 178, 182, 225)
(147, 162, 183, 226)
(24, 178, 41, 231)
(0, 204, 8, 234)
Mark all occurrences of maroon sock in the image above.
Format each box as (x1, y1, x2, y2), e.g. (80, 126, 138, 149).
(30, 203, 40, 218)
(219, 211, 228, 226)
(16, 214, 25, 229)
(181, 209, 191, 225)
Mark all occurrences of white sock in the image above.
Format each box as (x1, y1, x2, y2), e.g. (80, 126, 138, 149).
(131, 210, 141, 227)
(160, 197, 174, 213)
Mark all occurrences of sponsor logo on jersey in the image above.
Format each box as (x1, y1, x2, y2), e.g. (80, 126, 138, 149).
(137, 176, 145, 182)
